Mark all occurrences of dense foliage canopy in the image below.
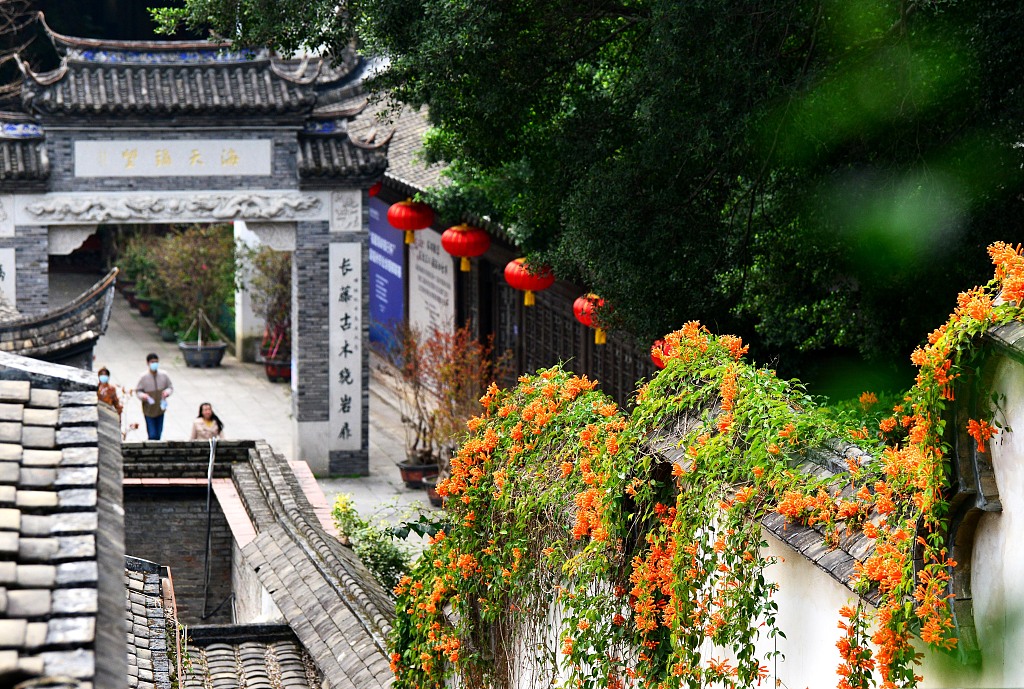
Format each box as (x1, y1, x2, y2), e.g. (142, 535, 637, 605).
(155, 0, 1024, 378)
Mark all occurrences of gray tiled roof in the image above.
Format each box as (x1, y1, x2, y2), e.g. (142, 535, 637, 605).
(296, 134, 388, 183)
(0, 352, 110, 688)
(233, 444, 394, 689)
(182, 626, 321, 689)
(120, 441, 395, 689)
(0, 138, 48, 182)
(19, 19, 368, 122)
(0, 270, 116, 365)
(351, 104, 445, 194)
(124, 557, 171, 689)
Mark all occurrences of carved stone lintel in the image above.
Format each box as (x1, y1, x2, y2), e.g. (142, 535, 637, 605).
(330, 191, 362, 233)
(20, 192, 326, 225)
(247, 223, 297, 252)
(49, 226, 96, 256)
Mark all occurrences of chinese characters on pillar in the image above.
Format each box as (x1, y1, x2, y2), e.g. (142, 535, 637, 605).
(329, 242, 363, 451)
(73, 140, 272, 177)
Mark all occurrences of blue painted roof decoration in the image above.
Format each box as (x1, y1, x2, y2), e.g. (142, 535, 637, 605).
(0, 122, 43, 139)
(69, 47, 263, 64)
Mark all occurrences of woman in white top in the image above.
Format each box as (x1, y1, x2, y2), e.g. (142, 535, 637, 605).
(190, 402, 225, 440)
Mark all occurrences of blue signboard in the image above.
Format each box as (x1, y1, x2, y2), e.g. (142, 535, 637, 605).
(368, 197, 406, 346)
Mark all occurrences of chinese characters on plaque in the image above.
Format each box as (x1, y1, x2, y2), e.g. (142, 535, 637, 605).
(329, 242, 363, 451)
(74, 140, 272, 177)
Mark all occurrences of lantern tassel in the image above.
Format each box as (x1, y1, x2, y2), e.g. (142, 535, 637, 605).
(595, 328, 607, 345)
(524, 290, 535, 306)
(460, 257, 471, 272)
(405, 230, 414, 244)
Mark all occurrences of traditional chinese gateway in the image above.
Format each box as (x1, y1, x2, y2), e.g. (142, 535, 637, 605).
(0, 16, 389, 475)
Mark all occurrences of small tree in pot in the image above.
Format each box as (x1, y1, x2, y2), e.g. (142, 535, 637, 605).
(150, 224, 238, 368)
(376, 322, 510, 488)
(245, 245, 292, 381)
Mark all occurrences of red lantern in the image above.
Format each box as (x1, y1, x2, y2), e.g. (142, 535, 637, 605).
(441, 224, 491, 272)
(651, 339, 671, 369)
(387, 199, 434, 244)
(573, 293, 607, 345)
(504, 258, 555, 306)
(368, 181, 382, 197)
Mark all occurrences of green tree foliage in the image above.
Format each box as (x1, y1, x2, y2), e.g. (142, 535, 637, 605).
(154, 0, 1024, 376)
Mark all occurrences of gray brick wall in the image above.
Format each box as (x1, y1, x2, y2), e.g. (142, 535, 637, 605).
(294, 220, 330, 423)
(44, 128, 300, 193)
(124, 487, 233, 625)
(5, 224, 48, 314)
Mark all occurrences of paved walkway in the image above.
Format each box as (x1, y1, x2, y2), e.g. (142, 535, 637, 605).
(51, 272, 434, 522)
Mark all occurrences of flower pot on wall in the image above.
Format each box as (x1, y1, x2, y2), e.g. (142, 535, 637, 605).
(178, 341, 227, 368)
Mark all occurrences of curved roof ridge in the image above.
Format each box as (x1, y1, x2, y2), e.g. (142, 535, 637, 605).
(39, 11, 237, 55)
(269, 54, 323, 85)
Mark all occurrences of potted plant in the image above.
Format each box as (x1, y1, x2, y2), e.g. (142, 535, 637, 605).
(118, 233, 158, 309)
(375, 322, 510, 488)
(157, 313, 183, 342)
(245, 245, 292, 382)
(150, 224, 238, 368)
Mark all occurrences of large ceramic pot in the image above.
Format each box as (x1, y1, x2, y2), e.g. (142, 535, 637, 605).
(422, 474, 443, 508)
(263, 359, 291, 383)
(136, 296, 153, 317)
(398, 460, 440, 489)
(178, 341, 227, 368)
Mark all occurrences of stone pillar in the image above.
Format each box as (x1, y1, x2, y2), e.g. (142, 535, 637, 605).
(235, 221, 298, 361)
(234, 221, 263, 362)
(292, 190, 370, 476)
(7, 224, 47, 314)
(293, 220, 331, 472)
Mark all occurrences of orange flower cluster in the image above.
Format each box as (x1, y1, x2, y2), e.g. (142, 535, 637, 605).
(989, 241, 1024, 303)
(956, 287, 993, 323)
(967, 418, 997, 454)
(720, 367, 738, 412)
(858, 391, 878, 411)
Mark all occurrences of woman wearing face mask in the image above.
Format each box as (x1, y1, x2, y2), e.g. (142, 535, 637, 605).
(190, 402, 225, 440)
(136, 352, 173, 440)
(96, 367, 123, 418)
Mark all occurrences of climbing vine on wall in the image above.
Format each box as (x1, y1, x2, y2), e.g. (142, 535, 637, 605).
(389, 242, 1024, 689)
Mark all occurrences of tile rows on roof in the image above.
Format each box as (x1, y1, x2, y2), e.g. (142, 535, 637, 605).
(0, 271, 116, 365)
(0, 140, 49, 182)
(296, 135, 388, 182)
(0, 378, 100, 685)
(23, 63, 318, 117)
(182, 638, 321, 689)
(231, 444, 393, 689)
(124, 558, 170, 689)
(361, 105, 445, 193)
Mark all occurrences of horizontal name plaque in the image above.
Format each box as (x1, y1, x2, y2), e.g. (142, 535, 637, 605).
(74, 139, 272, 177)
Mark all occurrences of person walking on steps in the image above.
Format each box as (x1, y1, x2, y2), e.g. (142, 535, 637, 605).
(136, 353, 173, 440)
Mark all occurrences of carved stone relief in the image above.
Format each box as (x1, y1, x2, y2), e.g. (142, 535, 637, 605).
(247, 223, 297, 252)
(48, 226, 96, 256)
(330, 190, 362, 233)
(18, 192, 327, 225)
